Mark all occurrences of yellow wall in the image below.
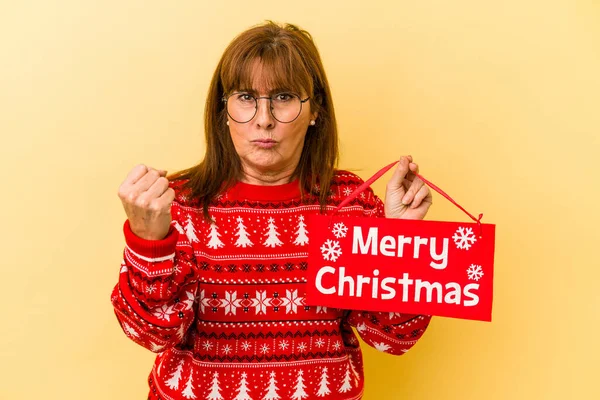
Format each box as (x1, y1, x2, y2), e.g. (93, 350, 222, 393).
(2, 0, 598, 398)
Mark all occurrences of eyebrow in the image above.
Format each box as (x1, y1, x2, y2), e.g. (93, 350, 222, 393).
(235, 87, 297, 95)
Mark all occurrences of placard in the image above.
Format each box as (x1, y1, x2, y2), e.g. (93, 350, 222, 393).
(305, 215, 495, 321)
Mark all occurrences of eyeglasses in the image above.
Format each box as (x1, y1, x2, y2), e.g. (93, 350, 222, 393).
(222, 92, 310, 124)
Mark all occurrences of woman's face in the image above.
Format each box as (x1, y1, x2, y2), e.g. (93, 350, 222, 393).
(227, 62, 317, 183)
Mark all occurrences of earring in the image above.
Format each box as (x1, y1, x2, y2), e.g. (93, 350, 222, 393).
(226, 121, 229, 126)
(310, 120, 316, 126)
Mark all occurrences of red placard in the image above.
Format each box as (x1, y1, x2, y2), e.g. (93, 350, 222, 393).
(305, 161, 496, 322)
(305, 216, 495, 321)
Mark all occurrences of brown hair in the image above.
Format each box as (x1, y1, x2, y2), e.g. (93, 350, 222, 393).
(168, 21, 339, 220)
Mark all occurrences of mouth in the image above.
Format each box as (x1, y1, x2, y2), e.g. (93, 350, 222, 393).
(252, 139, 278, 149)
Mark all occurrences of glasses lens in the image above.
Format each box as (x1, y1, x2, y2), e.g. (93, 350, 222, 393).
(271, 93, 302, 123)
(226, 93, 303, 123)
(227, 93, 257, 123)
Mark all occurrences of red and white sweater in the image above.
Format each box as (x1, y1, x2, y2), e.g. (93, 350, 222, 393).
(111, 171, 432, 400)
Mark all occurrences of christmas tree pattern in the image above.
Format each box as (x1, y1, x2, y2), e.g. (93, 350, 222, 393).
(234, 217, 253, 248)
(316, 367, 331, 397)
(182, 371, 197, 399)
(291, 370, 308, 400)
(263, 217, 283, 248)
(338, 364, 352, 393)
(185, 214, 199, 243)
(233, 372, 253, 400)
(262, 371, 280, 400)
(207, 223, 225, 249)
(206, 372, 224, 400)
(174, 220, 185, 235)
(293, 215, 309, 246)
(165, 359, 185, 390)
(348, 355, 360, 386)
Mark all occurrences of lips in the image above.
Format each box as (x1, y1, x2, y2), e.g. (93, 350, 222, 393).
(252, 139, 277, 149)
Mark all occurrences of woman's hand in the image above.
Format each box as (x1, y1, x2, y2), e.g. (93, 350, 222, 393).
(118, 164, 175, 240)
(384, 156, 432, 220)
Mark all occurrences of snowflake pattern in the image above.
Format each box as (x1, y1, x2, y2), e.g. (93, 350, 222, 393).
(202, 341, 213, 351)
(453, 226, 477, 250)
(467, 264, 484, 281)
(260, 344, 270, 354)
(222, 344, 233, 355)
(332, 222, 348, 239)
(315, 338, 326, 348)
(278, 340, 290, 351)
(153, 304, 175, 321)
(241, 341, 251, 351)
(281, 289, 304, 314)
(297, 342, 307, 352)
(320, 239, 342, 262)
(373, 342, 391, 352)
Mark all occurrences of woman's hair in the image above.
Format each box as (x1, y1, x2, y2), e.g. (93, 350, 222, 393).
(168, 21, 339, 221)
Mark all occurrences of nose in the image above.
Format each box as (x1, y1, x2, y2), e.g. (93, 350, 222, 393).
(254, 97, 275, 129)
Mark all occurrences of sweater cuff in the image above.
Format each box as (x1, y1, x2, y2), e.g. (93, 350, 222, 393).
(123, 219, 179, 260)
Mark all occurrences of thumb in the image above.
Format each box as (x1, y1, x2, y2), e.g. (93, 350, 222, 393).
(388, 156, 410, 190)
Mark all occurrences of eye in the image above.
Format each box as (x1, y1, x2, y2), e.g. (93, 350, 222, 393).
(235, 93, 254, 103)
(273, 93, 294, 102)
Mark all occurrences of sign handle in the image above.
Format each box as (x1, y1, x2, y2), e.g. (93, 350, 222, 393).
(330, 160, 485, 238)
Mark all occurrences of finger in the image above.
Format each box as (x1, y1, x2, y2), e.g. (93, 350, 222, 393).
(143, 187, 175, 213)
(144, 176, 171, 201)
(402, 175, 424, 205)
(133, 168, 163, 194)
(158, 188, 176, 210)
(125, 164, 149, 186)
(410, 184, 432, 209)
(404, 162, 419, 182)
(387, 156, 411, 190)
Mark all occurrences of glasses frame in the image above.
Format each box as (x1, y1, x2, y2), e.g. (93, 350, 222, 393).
(222, 92, 311, 124)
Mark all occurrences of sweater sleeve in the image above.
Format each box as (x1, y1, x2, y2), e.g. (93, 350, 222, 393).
(110, 201, 199, 353)
(344, 186, 433, 355)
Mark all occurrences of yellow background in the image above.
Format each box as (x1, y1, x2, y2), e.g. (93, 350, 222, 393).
(1, 0, 598, 399)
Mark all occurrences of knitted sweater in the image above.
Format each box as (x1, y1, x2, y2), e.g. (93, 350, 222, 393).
(111, 170, 432, 400)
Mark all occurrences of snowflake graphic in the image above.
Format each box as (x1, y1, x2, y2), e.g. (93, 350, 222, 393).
(373, 342, 391, 352)
(343, 187, 353, 197)
(332, 341, 342, 351)
(320, 239, 342, 262)
(278, 340, 290, 351)
(452, 226, 477, 250)
(332, 222, 348, 238)
(467, 264, 484, 281)
(123, 323, 139, 338)
(260, 344, 270, 354)
(202, 341, 213, 351)
(297, 342, 307, 352)
(153, 304, 175, 321)
(222, 344, 233, 355)
(240, 341, 251, 351)
(315, 338, 326, 348)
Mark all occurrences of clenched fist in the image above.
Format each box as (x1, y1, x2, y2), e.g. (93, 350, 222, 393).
(118, 164, 175, 241)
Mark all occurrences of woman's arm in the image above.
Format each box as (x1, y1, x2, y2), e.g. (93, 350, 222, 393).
(110, 202, 199, 353)
(343, 167, 433, 355)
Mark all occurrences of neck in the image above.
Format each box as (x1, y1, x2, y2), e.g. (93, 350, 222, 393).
(240, 165, 297, 186)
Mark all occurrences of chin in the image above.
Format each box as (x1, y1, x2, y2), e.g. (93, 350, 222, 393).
(245, 156, 284, 172)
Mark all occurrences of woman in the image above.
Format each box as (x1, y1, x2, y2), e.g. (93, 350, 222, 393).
(112, 21, 433, 400)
